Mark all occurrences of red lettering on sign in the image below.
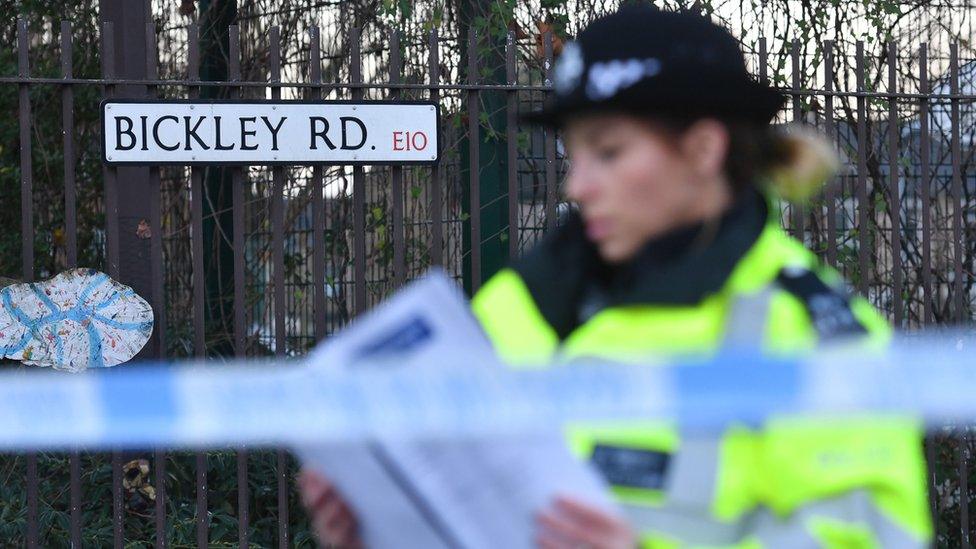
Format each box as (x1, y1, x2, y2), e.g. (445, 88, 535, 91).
(393, 131, 429, 152)
(411, 131, 428, 151)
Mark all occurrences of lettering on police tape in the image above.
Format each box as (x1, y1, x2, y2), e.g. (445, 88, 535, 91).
(102, 100, 439, 166)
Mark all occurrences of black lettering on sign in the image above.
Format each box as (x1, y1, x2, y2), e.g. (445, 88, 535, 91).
(153, 115, 180, 151)
(213, 116, 234, 150)
(139, 116, 149, 151)
(261, 116, 287, 151)
(309, 117, 337, 150)
(340, 116, 367, 150)
(239, 117, 258, 151)
(183, 115, 209, 151)
(115, 116, 135, 151)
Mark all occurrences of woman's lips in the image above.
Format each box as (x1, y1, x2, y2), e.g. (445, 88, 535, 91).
(584, 218, 612, 241)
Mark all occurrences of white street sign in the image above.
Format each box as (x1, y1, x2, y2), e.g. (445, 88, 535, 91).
(102, 100, 439, 165)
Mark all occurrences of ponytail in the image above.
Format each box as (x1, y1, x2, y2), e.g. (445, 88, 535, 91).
(761, 125, 840, 203)
(720, 121, 839, 202)
(643, 115, 841, 202)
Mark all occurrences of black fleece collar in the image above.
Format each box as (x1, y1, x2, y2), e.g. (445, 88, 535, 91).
(512, 190, 768, 340)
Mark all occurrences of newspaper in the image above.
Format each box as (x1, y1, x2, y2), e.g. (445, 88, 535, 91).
(296, 270, 616, 548)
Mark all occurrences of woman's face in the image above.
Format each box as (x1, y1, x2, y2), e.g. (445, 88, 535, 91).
(563, 114, 731, 263)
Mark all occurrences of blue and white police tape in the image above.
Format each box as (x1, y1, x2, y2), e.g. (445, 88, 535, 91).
(0, 331, 973, 450)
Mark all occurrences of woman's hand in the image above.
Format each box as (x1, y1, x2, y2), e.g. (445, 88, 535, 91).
(297, 469, 363, 548)
(535, 495, 637, 549)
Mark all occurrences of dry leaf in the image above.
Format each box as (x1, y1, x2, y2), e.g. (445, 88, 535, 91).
(136, 219, 152, 240)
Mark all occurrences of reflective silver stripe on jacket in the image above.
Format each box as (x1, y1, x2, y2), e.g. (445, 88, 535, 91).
(746, 490, 926, 548)
(656, 287, 776, 511)
(623, 289, 924, 547)
(722, 285, 775, 350)
(621, 503, 741, 545)
(661, 435, 723, 511)
(625, 490, 925, 548)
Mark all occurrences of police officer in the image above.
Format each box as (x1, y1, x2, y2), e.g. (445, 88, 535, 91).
(300, 5, 931, 548)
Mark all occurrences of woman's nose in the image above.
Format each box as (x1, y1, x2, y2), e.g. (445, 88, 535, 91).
(564, 165, 594, 205)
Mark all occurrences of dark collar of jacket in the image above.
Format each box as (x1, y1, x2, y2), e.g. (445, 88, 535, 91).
(511, 189, 769, 340)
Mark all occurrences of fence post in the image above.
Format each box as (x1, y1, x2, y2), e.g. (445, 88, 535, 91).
(199, 0, 238, 356)
(428, 30, 443, 267)
(98, 0, 155, 359)
(459, 0, 512, 294)
(17, 18, 38, 549)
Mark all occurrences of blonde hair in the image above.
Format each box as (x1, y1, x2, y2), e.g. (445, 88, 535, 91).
(764, 125, 841, 203)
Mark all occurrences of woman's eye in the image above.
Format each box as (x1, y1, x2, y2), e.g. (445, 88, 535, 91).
(595, 145, 621, 162)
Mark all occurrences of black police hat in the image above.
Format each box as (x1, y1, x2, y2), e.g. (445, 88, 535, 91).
(523, 4, 785, 127)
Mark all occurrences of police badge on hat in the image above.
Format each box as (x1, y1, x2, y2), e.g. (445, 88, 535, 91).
(554, 41, 584, 96)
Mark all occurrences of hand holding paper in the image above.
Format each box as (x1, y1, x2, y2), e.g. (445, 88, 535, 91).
(296, 270, 618, 549)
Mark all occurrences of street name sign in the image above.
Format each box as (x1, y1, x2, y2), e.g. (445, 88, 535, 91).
(102, 100, 439, 166)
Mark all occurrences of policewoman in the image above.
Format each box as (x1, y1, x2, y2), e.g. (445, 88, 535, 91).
(298, 5, 931, 548)
(471, 5, 931, 549)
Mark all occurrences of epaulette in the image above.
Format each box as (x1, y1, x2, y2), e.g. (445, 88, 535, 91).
(775, 266, 868, 339)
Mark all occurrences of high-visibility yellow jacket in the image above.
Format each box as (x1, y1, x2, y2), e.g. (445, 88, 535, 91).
(471, 192, 931, 548)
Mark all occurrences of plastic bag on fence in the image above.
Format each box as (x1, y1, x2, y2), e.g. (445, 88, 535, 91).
(0, 268, 153, 372)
